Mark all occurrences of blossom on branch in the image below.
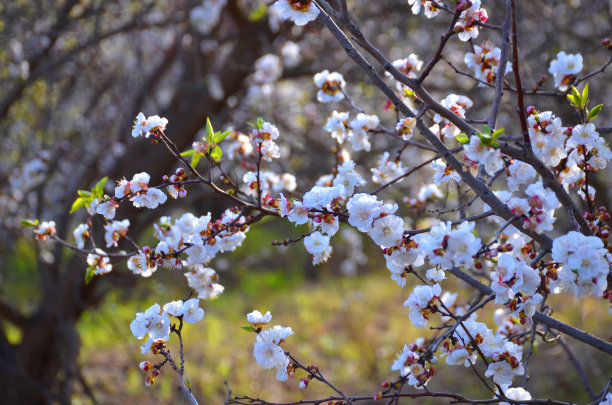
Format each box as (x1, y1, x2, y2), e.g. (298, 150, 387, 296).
(271, 0, 320, 26)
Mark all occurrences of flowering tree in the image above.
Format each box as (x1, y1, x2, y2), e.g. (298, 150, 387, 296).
(5, 0, 612, 404)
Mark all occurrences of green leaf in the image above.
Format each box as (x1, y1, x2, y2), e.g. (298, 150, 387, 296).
(571, 85, 581, 100)
(180, 149, 195, 157)
(248, 3, 267, 21)
(256, 117, 264, 129)
(186, 379, 191, 389)
(20, 219, 39, 227)
(241, 325, 256, 332)
(492, 128, 505, 139)
(455, 133, 470, 144)
(581, 83, 589, 105)
(93, 176, 108, 197)
(210, 145, 222, 163)
(84, 266, 95, 284)
(192, 152, 202, 168)
(213, 129, 232, 144)
(587, 104, 603, 122)
(77, 190, 94, 198)
(481, 125, 491, 135)
(69, 197, 88, 214)
(205, 117, 215, 144)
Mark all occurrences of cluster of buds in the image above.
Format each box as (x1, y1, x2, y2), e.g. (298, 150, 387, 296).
(33, 221, 56, 241)
(585, 206, 612, 250)
(163, 167, 188, 199)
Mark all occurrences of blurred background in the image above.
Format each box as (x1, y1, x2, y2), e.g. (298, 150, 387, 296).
(1, 0, 612, 403)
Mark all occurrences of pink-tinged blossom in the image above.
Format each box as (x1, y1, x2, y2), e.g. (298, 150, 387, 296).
(132, 112, 168, 138)
(253, 54, 282, 84)
(407, 0, 440, 18)
(163, 300, 184, 317)
(385, 245, 426, 287)
(333, 160, 366, 197)
(303, 185, 342, 209)
(253, 324, 293, 381)
(385, 55, 423, 91)
(96, 199, 117, 220)
(130, 303, 171, 342)
(552, 231, 609, 297)
(73, 223, 89, 249)
(33, 221, 56, 241)
(445, 347, 475, 367)
(404, 284, 441, 328)
(312, 214, 340, 236)
(115, 178, 131, 199)
(104, 219, 130, 248)
(500, 387, 532, 404)
(304, 231, 330, 255)
(432, 94, 473, 139)
(313, 70, 346, 103)
(463, 135, 505, 176)
(324, 111, 350, 143)
(86, 248, 112, 275)
(527, 111, 567, 168)
(371, 152, 405, 184)
(431, 159, 461, 185)
(271, 0, 320, 26)
(181, 298, 204, 324)
(347, 193, 382, 232)
(247, 310, 272, 326)
(490, 253, 540, 305)
(464, 42, 512, 86)
(370, 215, 404, 248)
(280, 41, 301, 68)
(454, 0, 488, 41)
(506, 160, 536, 191)
(396, 117, 417, 141)
(128, 250, 157, 278)
(287, 201, 309, 225)
(347, 113, 379, 152)
(485, 360, 523, 387)
(548, 51, 583, 90)
(184, 265, 225, 300)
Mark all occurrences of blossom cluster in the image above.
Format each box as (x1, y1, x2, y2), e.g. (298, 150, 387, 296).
(527, 109, 612, 191)
(247, 310, 294, 381)
(552, 231, 609, 297)
(464, 42, 512, 86)
(130, 299, 205, 352)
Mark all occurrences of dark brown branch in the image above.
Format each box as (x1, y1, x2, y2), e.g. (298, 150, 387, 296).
(447, 267, 612, 355)
(510, 0, 529, 145)
(487, 0, 512, 130)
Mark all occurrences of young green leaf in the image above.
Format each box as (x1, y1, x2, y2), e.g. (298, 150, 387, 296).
(587, 104, 603, 122)
(248, 3, 267, 21)
(455, 133, 470, 144)
(213, 129, 232, 144)
(69, 197, 88, 214)
(492, 128, 505, 139)
(581, 83, 589, 105)
(205, 117, 215, 144)
(210, 145, 223, 163)
(20, 219, 40, 227)
(84, 266, 95, 285)
(191, 152, 202, 168)
(93, 176, 108, 197)
(241, 325, 256, 332)
(181, 149, 195, 157)
(77, 190, 94, 198)
(481, 124, 491, 135)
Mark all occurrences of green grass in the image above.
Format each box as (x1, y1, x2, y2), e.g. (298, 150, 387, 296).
(75, 270, 612, 404)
